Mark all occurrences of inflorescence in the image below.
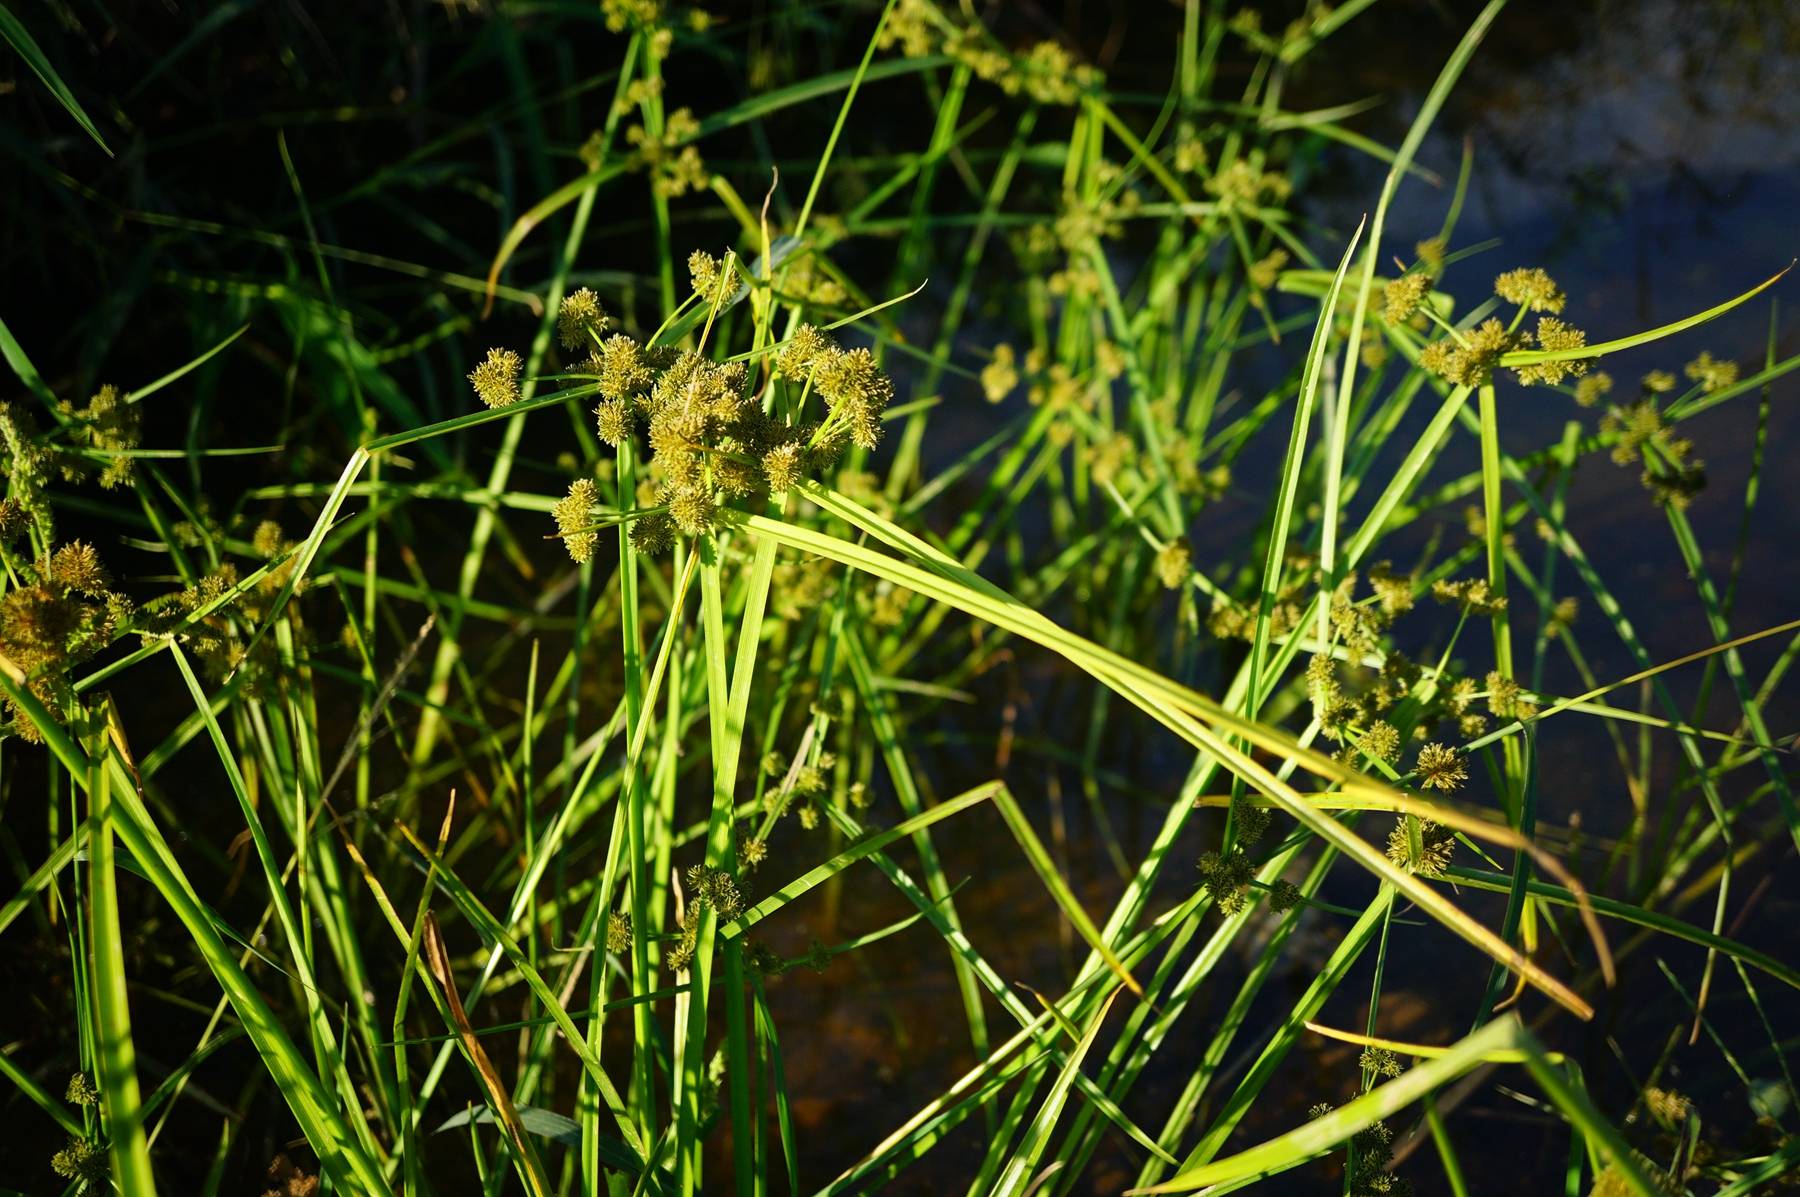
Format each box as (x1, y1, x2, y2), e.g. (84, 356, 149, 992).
(483, 269, 897, 563)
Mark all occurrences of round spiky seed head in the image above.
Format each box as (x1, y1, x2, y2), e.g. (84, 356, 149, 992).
(1485, 670, 1536, 719)
(557, 287, 611, 351)
(49, 541, 108, 595)
(1414, 743, 1467, 792)
(1418, 318, 1521, 388)
(1267, 880, 1303, 912)
(553, 479, 601, 564)
(981, 344, 1019, 402)
(1156, 538, 1192, 589)
(65, 1073, 99, 1106)
(250, 519, 284, 558)
(740, 837, 768, 867)
(1231, 794, 1271, 846)
(1643, 1086, 1693, 1130)
(605, 911, 632, 953)
(687, 249, 737, 307)
(1198, 849, 1256, 915)
(51, 1136, 108, 1186)
(761, 441, 806, 493)
(1385, 817, 1456, 878)
(469, 347, 523, 408)
(595, 334, 659, 401)
(774, 324, 836, 382)
(628, 511, 673, 556)
(1684, 351, 1739, 394)
(667, 485, 718, 537)
(1494, 267, 1566, 313)
(1512, 316, 1591, 386)
(1381, 272, 1432, 324)
(1357, 720, 1400, 764)
(595, 398, 635, 447)
(0, 498, 29, 542)
(1360, 1046, 1405, 1078)
(1574, 371, 1613, 407)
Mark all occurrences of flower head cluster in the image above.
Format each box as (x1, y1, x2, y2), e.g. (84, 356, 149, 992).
(1589, 1154, 1682, 1197)
(1545, 595, 1579, 638)
(774, 324, 893, 454)
(1198, 849, 1257, 916)
(263, 1153, 321, 1197)
(625, 108, 707, 197)
(1484, 670, 1537, 719)
(1360, 1046, 1405, 1079)
(606, 910, 633, 954)
(1293, 563, 1506, 754)
(1205, 159, 1292, 210)
(1156, 538, 1192, 590)
(0, 403, 54, 530)
(1208, 551, 1317, 644)
(1431, 576, 1507, 618)
(1302, 1101, 1413, 1196)
(1494, 267, 1566, 313)
(1053, 174, 1142, 252)
(1267, 880, 1303, 912)
(981, 344, 1019, 403)
(1683, 351, 1738, 394)
(557, 288, 611, 353)
(687, 249, 737, 308)
(1418, 318, 1520, 389)
(1641, 1086, 1694, 1132)
(137, 518, 304, 688)
(1386, 815, 1456, 878)
(1232, 793, 1272, 847)
(1347, 1117, 1410, 1196)
(881, 1, 1100, 104)
(51, 1136, 109, 1191)
(1247, 249, 1289, 299)
(1574, 371, 1614, 407)
(777, 255, 847, 308)
(762, 747, 839, 829)
(0, 542, 132, 741)
(1413, 743, 1466, 792)
(468, 348, 524, 408)
(1600, 396, 1705, 508)
(535, 270, 898, 564)
(1351, 720, 1401, 765)
(58, 384, 142, 490)
(65, 1073, 100, 1106)
(666, 865, 744, 972)
(553, 479, 602, 564)
(601, 0, 712, 45)
(1511, 316, 1591, 386)
(1381, 273, 1432, 325)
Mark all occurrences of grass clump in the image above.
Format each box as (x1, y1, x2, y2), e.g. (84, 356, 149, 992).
(1, 2, 1797, 1195)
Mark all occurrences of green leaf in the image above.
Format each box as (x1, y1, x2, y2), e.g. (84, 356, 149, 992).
(0, 5, 112, 154)
(436, 1105, 642, 1173)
